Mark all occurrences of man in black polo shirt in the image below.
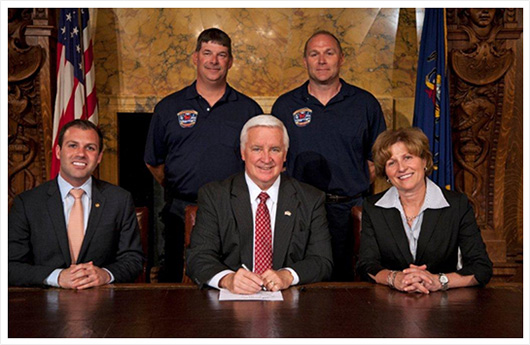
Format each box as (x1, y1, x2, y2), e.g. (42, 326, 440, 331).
(145, 28, 262, 281)
(272, 31, 386, 281)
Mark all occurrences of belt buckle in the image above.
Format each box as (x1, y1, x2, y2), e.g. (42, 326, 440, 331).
(326, 194, 340, 202)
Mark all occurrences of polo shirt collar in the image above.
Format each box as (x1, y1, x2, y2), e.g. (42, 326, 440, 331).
(185, 81, 237, 102)
(298, 78, 356, 104)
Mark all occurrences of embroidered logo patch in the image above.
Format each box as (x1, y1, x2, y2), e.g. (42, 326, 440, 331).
(177, 110, 198, 128)
(292, 107, 312, 127)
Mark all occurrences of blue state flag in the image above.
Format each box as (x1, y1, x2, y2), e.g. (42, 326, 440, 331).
(413, 8, 454, 190)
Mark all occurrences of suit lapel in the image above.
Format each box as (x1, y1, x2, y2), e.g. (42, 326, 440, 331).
(383, 208, 414, 264)
(78, 178, 106, 263)
(273, 176, 297, 269)
(46, 180, 71, 264)
(230, 174, 254, 269)
(415, 208, 443, 263)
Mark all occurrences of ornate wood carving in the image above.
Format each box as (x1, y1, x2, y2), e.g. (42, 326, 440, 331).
(8, 9, 56, 209)
(447, 9, 522, 273)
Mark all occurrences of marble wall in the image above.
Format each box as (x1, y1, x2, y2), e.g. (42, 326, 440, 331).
(92, 8, 421, 184)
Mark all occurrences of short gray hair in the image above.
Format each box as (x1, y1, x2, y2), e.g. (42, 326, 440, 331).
(240, 115, 289, 150)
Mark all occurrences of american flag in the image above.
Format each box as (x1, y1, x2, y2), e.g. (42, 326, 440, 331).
(51, 8, 98, 178)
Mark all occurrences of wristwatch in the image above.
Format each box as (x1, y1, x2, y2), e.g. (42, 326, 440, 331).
(438, 273, 449, 291)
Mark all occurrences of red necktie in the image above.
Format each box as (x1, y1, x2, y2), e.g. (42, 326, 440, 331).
(254, 192, 272, 275)
(68, 188, 85, 264)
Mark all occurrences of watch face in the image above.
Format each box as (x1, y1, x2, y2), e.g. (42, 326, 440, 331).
(440, 274, 449, 284)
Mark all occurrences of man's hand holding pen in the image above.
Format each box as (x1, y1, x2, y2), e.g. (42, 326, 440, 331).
(219, 264, 294, 294)
(219, 267, 265, 294)
(241, 264, 267, 291)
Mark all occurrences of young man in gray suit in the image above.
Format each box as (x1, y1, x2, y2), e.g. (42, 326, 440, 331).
(186, 115, 333, 294)
(9, 120, 143, 288)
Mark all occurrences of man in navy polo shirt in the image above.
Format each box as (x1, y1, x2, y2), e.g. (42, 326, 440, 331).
(145, 28, 262, 282)
(272, 30, 386, 281)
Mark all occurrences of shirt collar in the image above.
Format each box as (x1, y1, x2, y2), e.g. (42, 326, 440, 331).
(244, 172, 281, 204)
(57, 174, 92, 200)
(423, 178, 451, 209)
(375, 178, 449, 210)
(298, 78, 356, 102)
(185, 81, 236, 102)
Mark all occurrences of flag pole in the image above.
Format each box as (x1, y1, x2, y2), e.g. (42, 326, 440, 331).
(78, 8, 89, 120)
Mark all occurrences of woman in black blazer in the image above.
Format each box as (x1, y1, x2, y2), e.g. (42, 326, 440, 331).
(356, 127, 492, 293)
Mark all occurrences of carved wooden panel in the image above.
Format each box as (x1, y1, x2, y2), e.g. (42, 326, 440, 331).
(446, 9, 522, 267)
(8, 9, 56, 209)
(503, 32, 524, 257)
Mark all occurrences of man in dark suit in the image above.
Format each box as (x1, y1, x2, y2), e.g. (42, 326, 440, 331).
(186, 115, 333, 294)
(9, 120, 143, 288)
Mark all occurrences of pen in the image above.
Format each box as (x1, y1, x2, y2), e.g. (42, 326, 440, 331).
(241, 264, 267, 291)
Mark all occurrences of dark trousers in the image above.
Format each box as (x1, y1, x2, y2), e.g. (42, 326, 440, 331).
(325, 197, 363, 281)
(158, 198, 195, 282)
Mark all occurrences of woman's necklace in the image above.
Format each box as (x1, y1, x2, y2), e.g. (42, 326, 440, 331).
(405, 214, 419, 222)
(400, 194, 424, 223)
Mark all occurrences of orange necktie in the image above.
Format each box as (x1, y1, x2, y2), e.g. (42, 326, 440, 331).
(68, 188, 85, 264)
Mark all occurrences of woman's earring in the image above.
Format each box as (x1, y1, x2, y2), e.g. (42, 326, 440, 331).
(424, 167, 427, 171)
(386, 178, 391, 184)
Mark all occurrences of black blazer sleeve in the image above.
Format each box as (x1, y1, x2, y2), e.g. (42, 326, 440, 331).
(100, 190, 144, 283)
(186, 182, 234, 285)
(355, 197, 386, 282)
(9, 195, 59, 286)
(452, 193, 493, 285)
(285, 189, 333, 284)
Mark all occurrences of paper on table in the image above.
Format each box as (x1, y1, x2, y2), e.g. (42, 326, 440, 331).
(219, 289, 283, 301)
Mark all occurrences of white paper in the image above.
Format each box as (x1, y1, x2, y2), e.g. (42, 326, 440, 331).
(219, 289, 284, 301)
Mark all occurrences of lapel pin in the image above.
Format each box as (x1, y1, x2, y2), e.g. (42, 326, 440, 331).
(95, 203, 100, 208)
(284, 211, 291, 216)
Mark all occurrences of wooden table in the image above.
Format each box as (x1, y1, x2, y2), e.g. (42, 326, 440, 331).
(8, 282, 523, 338)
